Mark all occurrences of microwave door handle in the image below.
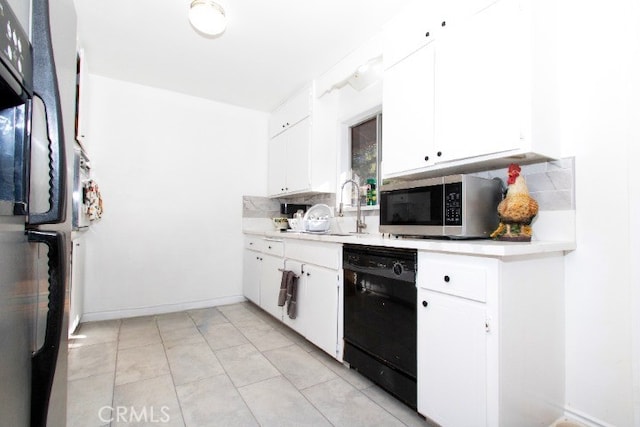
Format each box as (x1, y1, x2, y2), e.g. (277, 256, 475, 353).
(27, 230, 67, 427)
(28, 0, 66, 226)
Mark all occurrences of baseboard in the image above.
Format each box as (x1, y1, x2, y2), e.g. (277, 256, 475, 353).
(81, 295, 247, 323)
(552, 406, 618, 427)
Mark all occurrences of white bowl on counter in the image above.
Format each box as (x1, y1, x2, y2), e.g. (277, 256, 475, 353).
(303, 218, 330, 233)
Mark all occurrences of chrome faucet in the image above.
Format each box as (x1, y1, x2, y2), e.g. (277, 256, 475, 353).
(338, 179, 367, 234)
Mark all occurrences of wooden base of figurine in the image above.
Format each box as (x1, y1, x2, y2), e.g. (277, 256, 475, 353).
(490, 223, 533, 242)
(496, 235, 532, 242)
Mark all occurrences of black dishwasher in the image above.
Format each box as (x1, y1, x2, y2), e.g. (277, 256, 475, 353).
(343, 244, 417, 408)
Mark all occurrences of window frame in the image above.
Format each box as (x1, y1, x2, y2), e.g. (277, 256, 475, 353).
(338, 107, 382, 208)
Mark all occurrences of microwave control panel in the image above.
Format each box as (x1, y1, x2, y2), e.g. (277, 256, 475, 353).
(444, 182, 463, 225)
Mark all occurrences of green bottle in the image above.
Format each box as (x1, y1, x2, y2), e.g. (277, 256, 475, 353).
(366, 178, 377, 205)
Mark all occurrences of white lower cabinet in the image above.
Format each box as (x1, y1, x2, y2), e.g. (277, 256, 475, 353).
(241, 237, 285, 319)
(282, 259, 305, 334)
(242, 236, 341, 358)
(417, 251, 565, 426)
(298, 263, 339, 356)
(418, 288, 487, 426)
(242, 247, 262, 304)
(260, 252, 285, 319)
(284, 240, 341, 358)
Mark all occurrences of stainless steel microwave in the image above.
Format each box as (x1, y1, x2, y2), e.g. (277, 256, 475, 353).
(379, 174, 503, 238)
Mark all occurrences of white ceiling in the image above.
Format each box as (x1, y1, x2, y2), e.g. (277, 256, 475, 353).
(73, 0, 415, 112)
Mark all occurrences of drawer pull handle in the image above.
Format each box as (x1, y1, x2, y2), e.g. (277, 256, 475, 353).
(444, 275, 450, 283)
(422, 300, 428, 307)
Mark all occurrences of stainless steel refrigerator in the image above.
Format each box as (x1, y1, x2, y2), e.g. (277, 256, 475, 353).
(1, 0, 69, 425)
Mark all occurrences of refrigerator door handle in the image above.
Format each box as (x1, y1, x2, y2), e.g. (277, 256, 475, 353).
(27, 230, 66, 427)
(28, 0, 66, 226)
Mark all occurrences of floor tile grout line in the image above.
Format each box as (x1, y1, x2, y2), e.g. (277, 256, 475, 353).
(185, 308, 263, 426)
(156, 315, 189, 427)
(108, 319, 121, 427)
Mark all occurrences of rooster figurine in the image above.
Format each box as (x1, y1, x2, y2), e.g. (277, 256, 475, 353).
(490, 163, 538, 242)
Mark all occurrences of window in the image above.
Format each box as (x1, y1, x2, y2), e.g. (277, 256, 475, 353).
(349, 113, 382, 205)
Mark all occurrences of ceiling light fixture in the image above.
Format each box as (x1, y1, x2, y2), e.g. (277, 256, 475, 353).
(189, 0, 227, 36)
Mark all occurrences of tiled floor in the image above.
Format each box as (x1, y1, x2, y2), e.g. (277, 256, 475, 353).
(67, 301, 431, 426)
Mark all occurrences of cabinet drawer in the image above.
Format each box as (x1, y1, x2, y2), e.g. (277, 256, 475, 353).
(419, 259, 486, 302)
(244, 236, 264, 251)
(285, 240, 341, 270)
(263, 239, 284, 257)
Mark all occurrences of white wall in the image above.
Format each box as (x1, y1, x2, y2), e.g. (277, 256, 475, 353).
(557, 0, 639, 425)
(82, 75, 268, 320)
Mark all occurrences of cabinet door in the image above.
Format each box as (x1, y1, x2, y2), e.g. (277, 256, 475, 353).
(268, 85, 311, 138)
(267, 132, 287, 196)
(260, 254, 284, 320)
(242, 249, 261, 304)
(382, 42, 436, 177)
(383, 0, 439, 69)
(283, 87, 311, 130)
(303, 264, 339, 357)
(417, 289, 487, 426)
(283, 117, 311, 194)
(434, 0, 523, 162)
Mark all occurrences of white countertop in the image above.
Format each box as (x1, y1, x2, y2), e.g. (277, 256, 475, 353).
(244, 229, 576, 258)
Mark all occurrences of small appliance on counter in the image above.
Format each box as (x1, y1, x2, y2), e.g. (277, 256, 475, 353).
(379, 174, 503, 239)
(280, 203, 310, 218)
(274, 203, 310, 232)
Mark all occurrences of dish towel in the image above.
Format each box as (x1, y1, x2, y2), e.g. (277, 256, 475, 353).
(286, 275, 298, 319)
(277, 270, 298, 319)
(278, 270, 293, 307)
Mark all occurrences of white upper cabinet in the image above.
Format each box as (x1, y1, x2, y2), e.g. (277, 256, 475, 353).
(434, 0, 524, 162)
(382, 0, 440, 70)
(268, 117, 312, 196)
(382, 0, 561, 179)
(383, 41, 437, 175)
(268, 86, 312, 139)
(267, 83, 336, 197)
(383, 0, 495, 70)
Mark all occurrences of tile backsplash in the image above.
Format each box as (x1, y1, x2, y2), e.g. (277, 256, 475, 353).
(474, 157, 575, 211)
(243, 157, 575, 218)
(243, 193, 336, 218)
